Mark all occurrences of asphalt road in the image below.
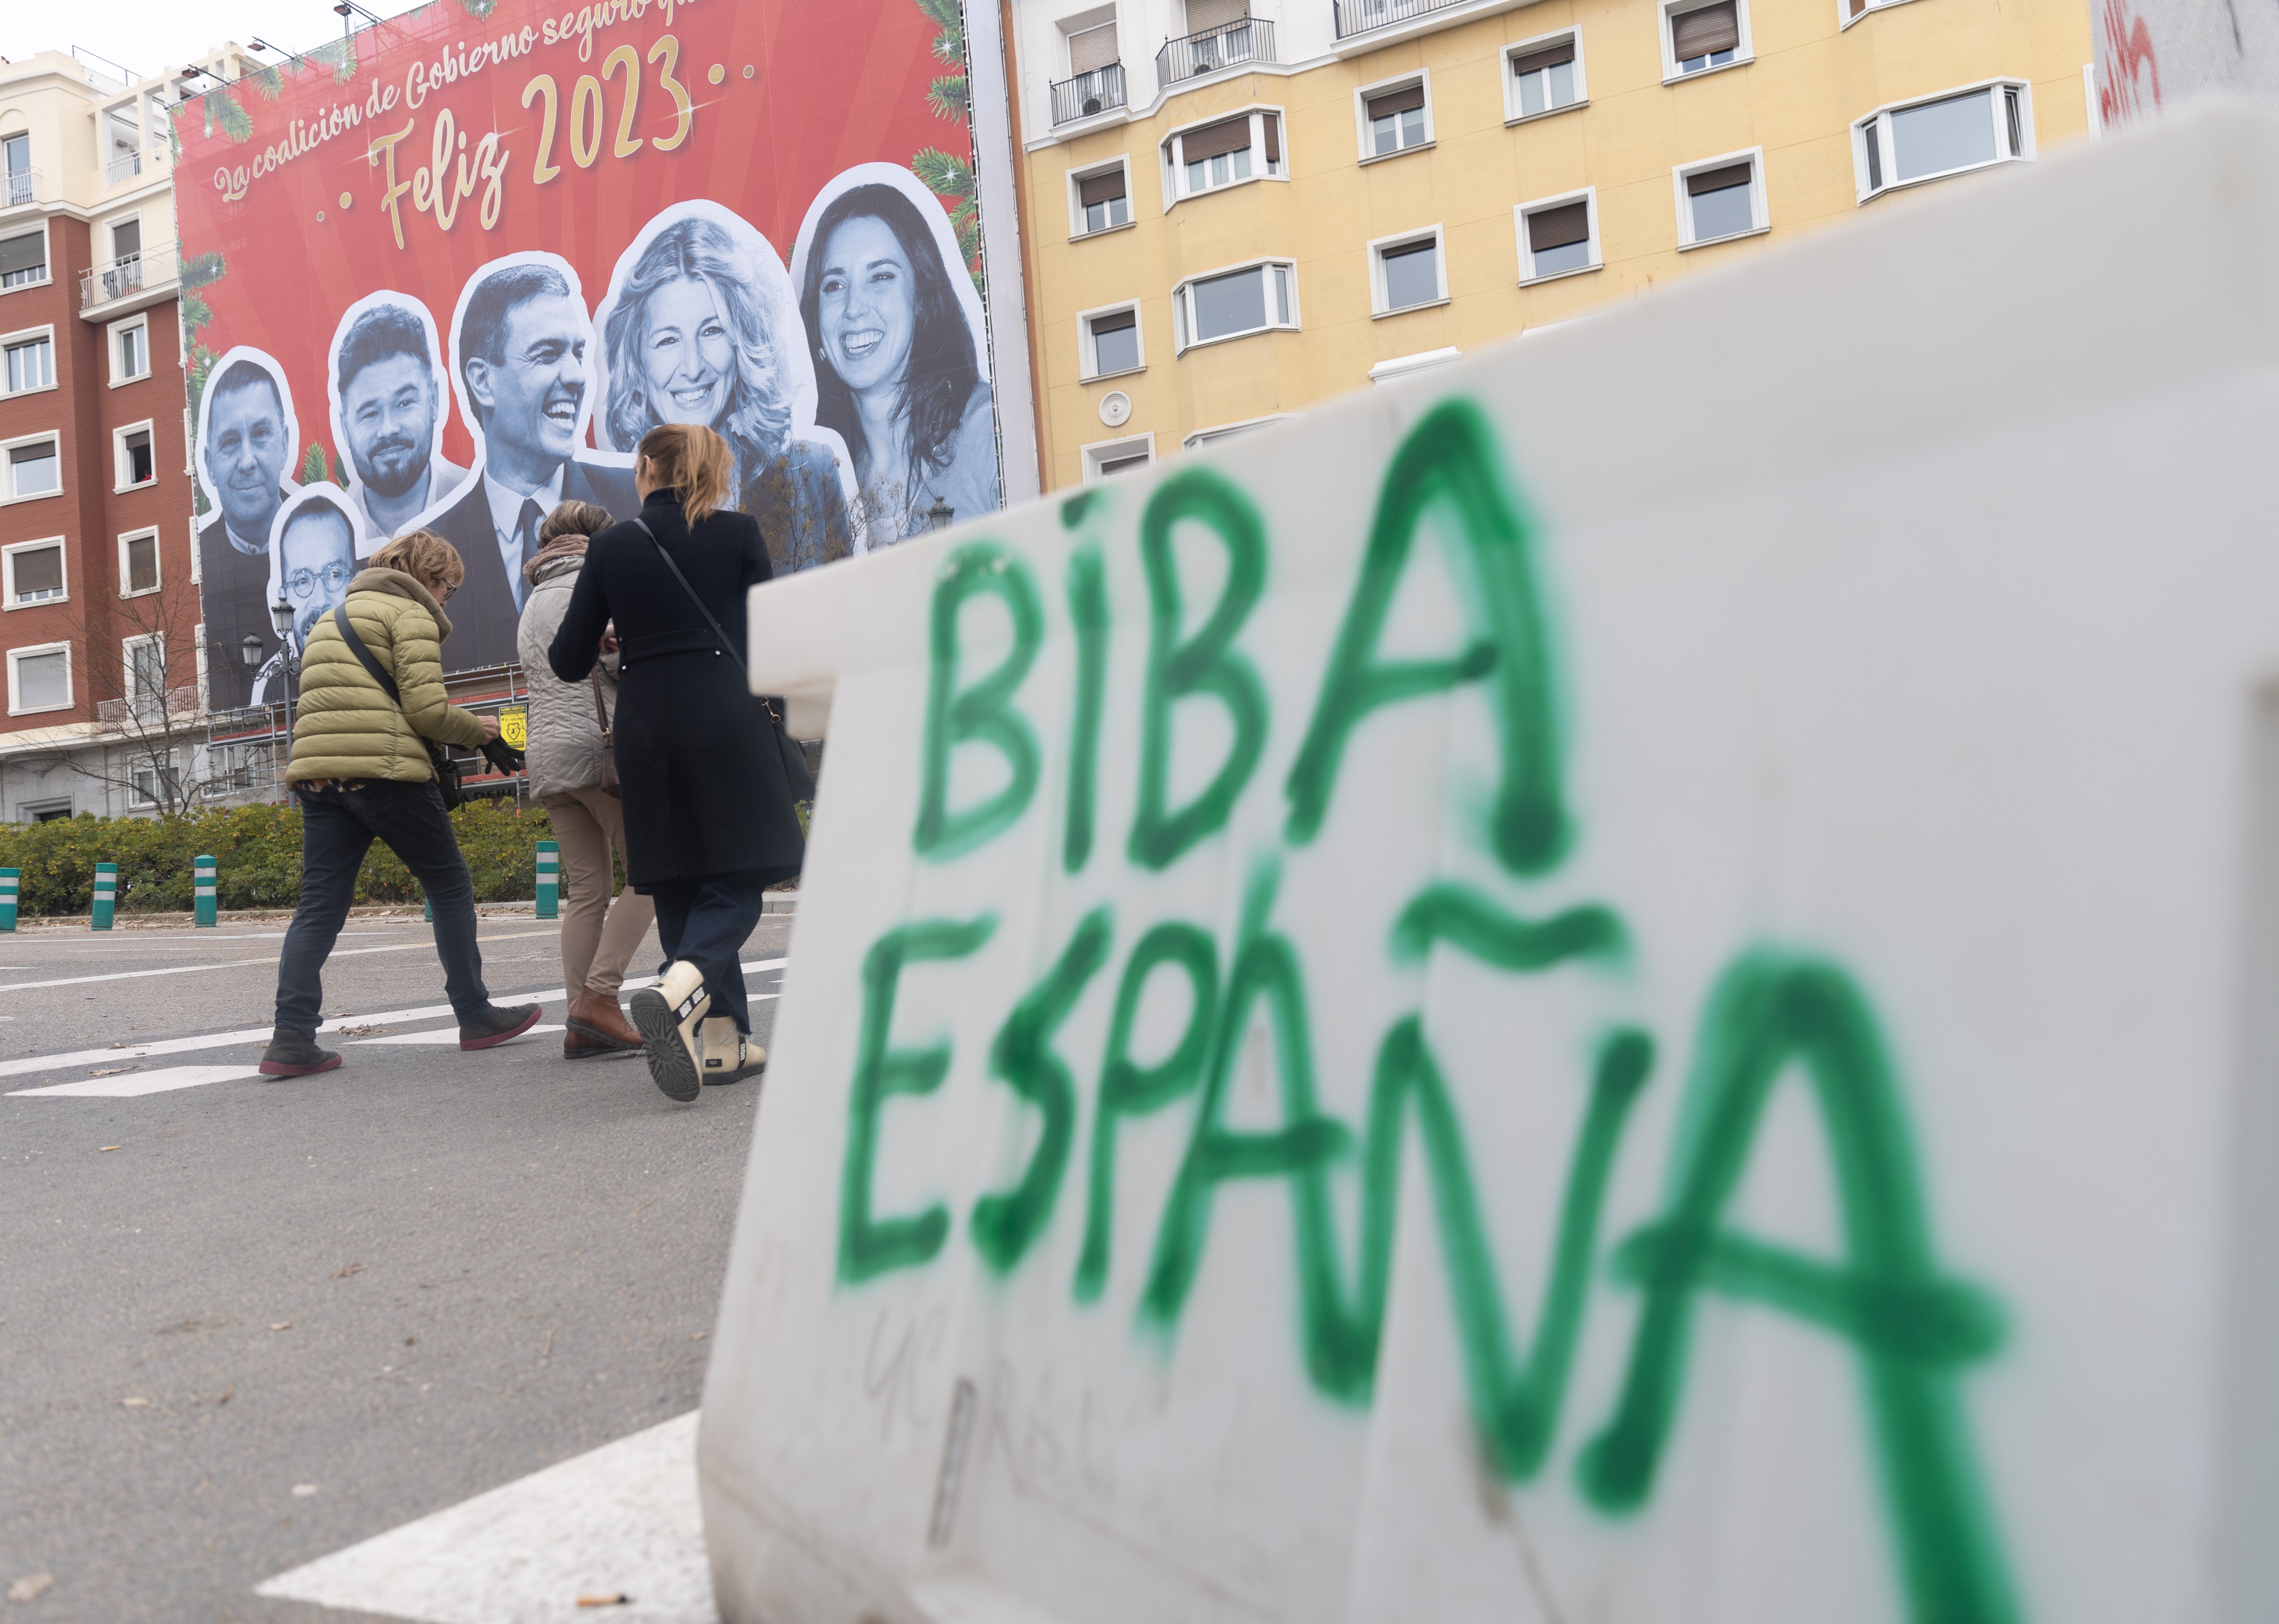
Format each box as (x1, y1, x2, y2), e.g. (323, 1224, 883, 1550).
(0, 909, 788, 1622)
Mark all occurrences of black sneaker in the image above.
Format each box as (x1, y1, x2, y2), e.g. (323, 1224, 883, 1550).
(259, 1026, 341, 1076)
(458, 1003, 543, 1050)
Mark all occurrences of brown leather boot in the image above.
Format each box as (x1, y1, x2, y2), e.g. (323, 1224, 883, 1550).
(565, 988, 642, 1057)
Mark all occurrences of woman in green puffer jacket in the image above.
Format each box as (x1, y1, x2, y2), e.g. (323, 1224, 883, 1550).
(259, 530, 543, 1076)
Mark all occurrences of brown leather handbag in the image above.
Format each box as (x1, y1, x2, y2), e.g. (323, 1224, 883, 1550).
(589, 667, 622, 797)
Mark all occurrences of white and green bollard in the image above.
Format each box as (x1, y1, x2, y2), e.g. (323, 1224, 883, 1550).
(91, 862, 117, 930)
(535, 840, 560, 919)
(194, 854, 218, 927)
(0, 867, 16, 931)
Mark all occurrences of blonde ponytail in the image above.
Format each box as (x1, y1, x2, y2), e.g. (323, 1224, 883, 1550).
(636, 422, 735, 526)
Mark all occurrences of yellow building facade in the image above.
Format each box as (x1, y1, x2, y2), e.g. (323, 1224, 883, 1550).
(1005, 0, 2095, 488)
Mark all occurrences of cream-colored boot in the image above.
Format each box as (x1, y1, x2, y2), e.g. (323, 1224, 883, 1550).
(628, 961, 709, 1102)
(698, 1016, 766, 1085)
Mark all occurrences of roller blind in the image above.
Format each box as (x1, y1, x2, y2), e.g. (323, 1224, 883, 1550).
(1078, 168, 1127, 207)
(1090, 308, 1136, 335)
(1687, 161, 1753, 195)
(1365, 82, 1426, 121)
(1262, 111, 1281, 162)
(1181, 115, 1253, 162)
(15, 649, 66, 709)
(1186, 0, 1250, 30)
(1069, 22, 1118, 73)
(1527, 202, 1590, 251)
(1510, 40, 1576, 76)
(0, 232, 44, 278)
(1671, 1, 1739, 58)
(13, 545, 62, 596)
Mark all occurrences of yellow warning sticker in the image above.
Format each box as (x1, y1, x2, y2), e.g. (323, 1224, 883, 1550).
(499, 707, 528, 750)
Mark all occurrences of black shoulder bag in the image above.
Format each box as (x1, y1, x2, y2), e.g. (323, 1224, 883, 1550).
(632, 516, 817, 802)
(331, 603, 466, 809)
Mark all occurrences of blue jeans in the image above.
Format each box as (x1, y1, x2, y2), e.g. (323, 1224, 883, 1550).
(275, 780, 490, 1036)
(647, 870, 768, 1034)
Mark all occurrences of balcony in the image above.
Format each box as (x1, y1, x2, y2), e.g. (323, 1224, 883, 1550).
(1156, 17, 1276, 85)
(80, 243, 175, 316)
(105, 150, 144, 186)
(1334, 0, 1473, 38)
(1051, 62, 1127, 125)
(2, 168, 39, 209)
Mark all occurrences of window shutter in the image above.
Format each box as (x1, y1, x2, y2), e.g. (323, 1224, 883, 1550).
(17, 650, 66, 710)
(15, 546, 62, 596)
(1180, 115, 1253, 162)
(1069, 22, 1118, 73)
(1262, 112, 1281, 162)
(1090, 308, 1137, 336)
(1510, 40, 1576, 76)
(1671, 1, 1740, 58)
(1186, 0, 1251, 30)
(111, 218, 141, 259)
(1078, 168, 1127, 208)
(128, 533, 158, 592)
(1686, 161, 1753, 195)
(1365, 82, 1426, 121)
(0, 232, 43, 278)
(1527, 201, 1591, 252)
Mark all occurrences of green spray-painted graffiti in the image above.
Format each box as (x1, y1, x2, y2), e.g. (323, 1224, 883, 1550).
(835, 398, 2021, 1621)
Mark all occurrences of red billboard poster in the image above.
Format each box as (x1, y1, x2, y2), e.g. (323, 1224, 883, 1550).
(172, 0, 1019, 697)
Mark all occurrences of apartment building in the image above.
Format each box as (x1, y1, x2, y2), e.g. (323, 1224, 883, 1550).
(0, 45, 264, 822)
(1006, 0, 2095, 486)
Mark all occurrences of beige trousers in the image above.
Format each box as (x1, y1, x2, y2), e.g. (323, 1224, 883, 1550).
(544, 786, 655, 997)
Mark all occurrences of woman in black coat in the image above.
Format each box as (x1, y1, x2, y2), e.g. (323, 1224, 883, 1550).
(547, 422, 804, 1102)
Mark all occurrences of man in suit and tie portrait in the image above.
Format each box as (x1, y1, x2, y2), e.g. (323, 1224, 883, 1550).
(331, 296, 471, 543)
(194, 350, 298, 710)
(430, 256, 637, 669)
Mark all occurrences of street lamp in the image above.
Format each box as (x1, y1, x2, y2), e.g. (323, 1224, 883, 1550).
(238, 634, 263, 670)
(271, 595, 300, 735)
(925, 497, 955, 532)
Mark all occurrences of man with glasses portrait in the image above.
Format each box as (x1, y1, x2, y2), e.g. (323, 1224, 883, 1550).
(250, 489, 362, 706)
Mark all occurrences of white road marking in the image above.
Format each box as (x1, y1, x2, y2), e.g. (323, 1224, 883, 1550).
(9, 1065, 263, 1099)
(0, 933, 556, 993)
(0, 960, 787, 1081)
(255, 1409, 716, 1624)
(353, 1024, 566, 1046)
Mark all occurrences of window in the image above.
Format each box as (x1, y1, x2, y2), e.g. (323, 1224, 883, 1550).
(1843, 0, 1917, 23)
(0, 227, 47, 291)
(4, 436, 60, 501)
(120, 529, 160, 596)
(115, 423, 155, 490)
(1855, 81, 2033, 200)
(1675, 151, 1767, 246)
(1080, 304, 1144, 378)
(1164, 110, 1283, 203)
(125, 633, 168, 716)
(1, 132, 28, 200)
(1082, 434, 1155, 481)
(1072, 163, 1132, 236)
(1663, 0, 1748, 78)
(1172, 260, 1298, 351)
(1359, 77, 1429, 159)
(1370, 229, 1445, 316)
(4, 539, 66, 607)
(111, 318, 149, 384)
(131, 761, 183, 808)
(8, 643, 70, 714)
(1069, 19, 1118, 74)
(1182, 415, 1289, 451)
(3, 330, 53, 394)
(110, 215, 141, 267)
(1507, 36, 1585, 121)
(1518, 191, 1600, 281)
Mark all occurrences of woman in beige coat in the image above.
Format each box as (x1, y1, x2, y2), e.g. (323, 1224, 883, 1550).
(518, 502, 655, 1058)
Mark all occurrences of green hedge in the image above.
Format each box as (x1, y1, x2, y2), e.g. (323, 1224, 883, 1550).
(0, 799, 558, 916)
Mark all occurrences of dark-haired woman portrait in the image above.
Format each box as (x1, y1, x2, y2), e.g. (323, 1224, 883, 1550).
(798, 181, 996, 547)
(601, 211, 853, 573)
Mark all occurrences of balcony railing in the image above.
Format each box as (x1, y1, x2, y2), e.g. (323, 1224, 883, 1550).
(80, 244, 174, 313)
(2, 168, 39, 209)
(1334, 0, 1470, 37)
(1051, 62, 1127, 125)
(1156, 17, 1276, 85)
(105, 150, 144, 186)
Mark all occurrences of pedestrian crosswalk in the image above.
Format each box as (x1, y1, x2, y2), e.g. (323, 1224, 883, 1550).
(9, 1065, 263, 1099)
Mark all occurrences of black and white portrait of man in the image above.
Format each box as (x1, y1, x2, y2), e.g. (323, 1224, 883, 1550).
(249, 484, 363, 705)
(193, 347, 299, 709)
(428, 252, 637, 670)
(327, 293, 472, 544)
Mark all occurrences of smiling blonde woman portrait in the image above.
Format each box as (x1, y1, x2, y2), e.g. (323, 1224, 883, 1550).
(599, 208, 852, 573)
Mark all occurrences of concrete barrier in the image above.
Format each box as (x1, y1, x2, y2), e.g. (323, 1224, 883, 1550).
(703, 103, 2279, 1624)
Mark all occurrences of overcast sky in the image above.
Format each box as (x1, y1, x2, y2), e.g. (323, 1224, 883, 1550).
(1, 0, 425, 82)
